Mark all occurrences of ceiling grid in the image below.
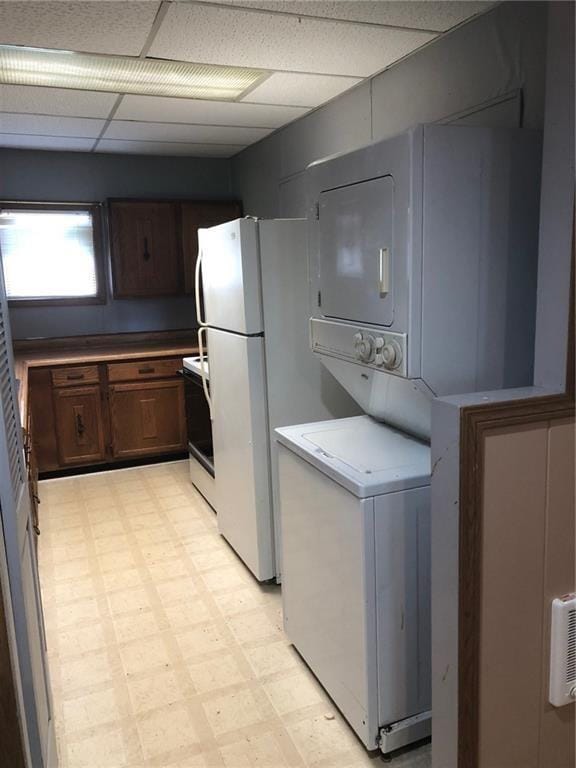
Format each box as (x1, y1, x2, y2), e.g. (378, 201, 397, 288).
(0, 0, 495, 157)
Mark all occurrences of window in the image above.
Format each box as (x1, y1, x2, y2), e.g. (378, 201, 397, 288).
(0, 203, 105, 305)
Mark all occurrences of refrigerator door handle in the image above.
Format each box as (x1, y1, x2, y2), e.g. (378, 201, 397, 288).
(195, 248, 207, 327)
(197, 326, 213, 420)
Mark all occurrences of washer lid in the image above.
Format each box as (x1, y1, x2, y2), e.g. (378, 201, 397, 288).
(275, 415, 430, 498)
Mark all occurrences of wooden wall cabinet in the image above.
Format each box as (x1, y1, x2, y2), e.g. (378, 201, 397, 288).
(109, 201, 181, 298)
(28, 354, 187, 474)
(108, 199, 242, 298)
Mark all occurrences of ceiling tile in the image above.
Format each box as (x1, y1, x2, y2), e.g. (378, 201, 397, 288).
(204, 1, 494, 32)
(148, 3, 435, 77)
(0, 133, 95, 151)
(243, 72, 362, 108)
(0, 1, 161, 55)
(104, 120, 271, 145)
(0, 84, 118, 118)
(96, 139, 244, 158)
(0, 113, 105, 138)
(115, 95, 308, 128)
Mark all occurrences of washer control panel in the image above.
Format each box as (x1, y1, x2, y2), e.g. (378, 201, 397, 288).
(311, 318, 407, 377)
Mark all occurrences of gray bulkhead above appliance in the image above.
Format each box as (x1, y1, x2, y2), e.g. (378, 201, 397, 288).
(307, 125, 542, 439)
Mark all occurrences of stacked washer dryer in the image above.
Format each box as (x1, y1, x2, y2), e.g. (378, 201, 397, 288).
(276, 125, 542, 755)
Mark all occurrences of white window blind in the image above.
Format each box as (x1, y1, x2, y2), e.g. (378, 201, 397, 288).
(0, 208, 99, 300)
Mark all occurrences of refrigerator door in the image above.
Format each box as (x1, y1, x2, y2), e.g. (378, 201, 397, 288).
(198, 218, 264, 335)
(207, 326, 274, 581)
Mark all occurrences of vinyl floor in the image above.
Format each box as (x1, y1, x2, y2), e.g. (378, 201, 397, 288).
(38, 460, 431, 768)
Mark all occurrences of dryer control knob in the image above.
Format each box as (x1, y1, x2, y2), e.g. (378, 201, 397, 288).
(381, 341, 402, 370)
(354, 333, 375, 362)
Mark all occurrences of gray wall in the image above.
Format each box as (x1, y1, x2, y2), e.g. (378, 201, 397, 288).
(232, 1, 547, 217)
(0, 149, 234, 339)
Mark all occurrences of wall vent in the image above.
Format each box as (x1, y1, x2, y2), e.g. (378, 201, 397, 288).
(549, 593, 576, 707)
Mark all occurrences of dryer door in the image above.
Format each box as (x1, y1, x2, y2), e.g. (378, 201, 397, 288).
(319, 175, 395, 327)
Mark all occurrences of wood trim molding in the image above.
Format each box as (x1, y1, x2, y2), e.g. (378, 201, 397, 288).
(457, 226, 575, 767)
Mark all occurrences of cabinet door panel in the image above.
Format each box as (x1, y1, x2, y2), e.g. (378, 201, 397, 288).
(109, 201, 181, 297)
(181, 201, 242, 293)
(53, 385, 105, 465)
(110, 380, 185, 459)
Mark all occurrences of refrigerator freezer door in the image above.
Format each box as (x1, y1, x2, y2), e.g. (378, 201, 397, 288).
(199, 218, 264, 335)
(318, 175, 395, 328)
(207, 327, 274, 581)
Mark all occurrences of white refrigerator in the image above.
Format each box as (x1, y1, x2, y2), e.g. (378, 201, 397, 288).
(196, 218, 359, 582)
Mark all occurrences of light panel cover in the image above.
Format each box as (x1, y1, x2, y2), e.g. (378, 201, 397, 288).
(0, 45, 266, 100)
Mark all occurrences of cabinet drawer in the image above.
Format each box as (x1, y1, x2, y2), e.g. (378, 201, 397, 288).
(51, 365, 100, 387)
(107, 358, 181, 382)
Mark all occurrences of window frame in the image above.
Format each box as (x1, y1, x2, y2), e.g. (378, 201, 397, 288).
(0, 201, 106, 307)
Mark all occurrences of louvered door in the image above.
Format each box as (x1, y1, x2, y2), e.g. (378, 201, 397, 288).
(0, 260, 57, 767)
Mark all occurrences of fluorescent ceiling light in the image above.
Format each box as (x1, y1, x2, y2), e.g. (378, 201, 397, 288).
(0, 45, 266, 100)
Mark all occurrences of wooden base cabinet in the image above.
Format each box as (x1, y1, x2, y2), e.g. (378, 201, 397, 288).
(28, 354, 188, 474)
(109, 380, 186, 459)
(53, 385, 105, 466)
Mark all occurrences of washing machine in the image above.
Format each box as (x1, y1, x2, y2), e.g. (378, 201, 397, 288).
(276, 415, 431, 754)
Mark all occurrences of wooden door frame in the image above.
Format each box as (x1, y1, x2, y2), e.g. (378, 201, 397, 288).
(457, 238, 575, 766)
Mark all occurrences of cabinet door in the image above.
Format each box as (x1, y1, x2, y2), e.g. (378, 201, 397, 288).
(109, 380, 186, 459)
(53, 385, 105, 465)
(109, 201, 181, 297)
(181, 201, 242, 293)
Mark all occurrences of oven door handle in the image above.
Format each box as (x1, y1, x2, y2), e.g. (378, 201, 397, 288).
(197, 326, 213, 420)
(195, 248, 207, 327)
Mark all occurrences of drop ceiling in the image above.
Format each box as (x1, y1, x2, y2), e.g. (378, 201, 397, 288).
(0, 0, 495, 158)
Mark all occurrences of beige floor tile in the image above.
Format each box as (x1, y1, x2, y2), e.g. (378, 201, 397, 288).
(154, 576, 198, 605)
(52, 576, 99, 604)
(219, 731, 294, 768)
(119, 633, 172, 676)
(184, 534, 222, 555)
(62, 687, 120, 733)
(227, 610, 283, 645)
(127, 668, 183, 715)
(66, 727, 129, 768)
(164, 597, 212, 630)
(56, 621, 113, 659)
(94, 533, 132, 554)
(189, 548, 237, 573)
(263, 671, 324, 716)
(53, 558, 92, 582)
(214, 587, 277, 618)
(137, 704, 199, 759)
(102, 567, 145, 592)
(287, 714, 360, 765)
(113, 610, 162, 644)
(107, 586, 151, 616)
(202, 687, 267, 736)
(54, 596, 102, 629)
(90, 519, 125, 539)
(243, 642, 299, 679)
(187, 653, 247, 694)
(201, 565, 250, 594)
(146, 558, 190, 581)
(98, 550, 137, 573)
(175, 622, 230, 659)
(59, 650, 114, 695)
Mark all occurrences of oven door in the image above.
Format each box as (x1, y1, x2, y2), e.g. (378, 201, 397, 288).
(180, 367, 214, 477)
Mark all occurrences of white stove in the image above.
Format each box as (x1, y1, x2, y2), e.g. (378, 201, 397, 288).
(183, 355, 209, 380)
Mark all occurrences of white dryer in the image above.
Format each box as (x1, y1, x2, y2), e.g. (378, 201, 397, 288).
(276, 416, 431, 754)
